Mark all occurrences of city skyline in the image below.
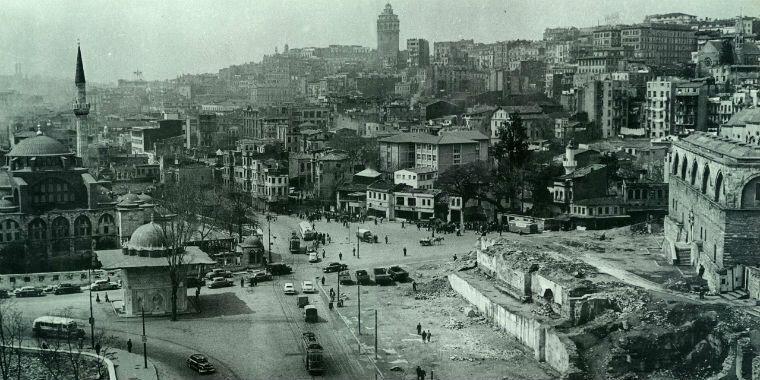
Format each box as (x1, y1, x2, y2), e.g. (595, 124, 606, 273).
(1, 0, 758, 83)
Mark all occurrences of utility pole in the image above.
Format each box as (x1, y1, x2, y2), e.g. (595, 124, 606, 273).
(88, 255, 95, 349)
(356, 225, 360, 259)
(374, 310, 378, 360)
(357, 283, 361, 336)
(266, 214, 273, 264)
(336, 271, 340, 307)
(142, 304, 147, 368)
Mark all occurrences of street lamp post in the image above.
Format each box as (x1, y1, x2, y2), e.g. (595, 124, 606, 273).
(356, 225, 360, 259)
(266, 214, 274, 264)
(88, 253, 96, 349)
(141, 304, 147, 369)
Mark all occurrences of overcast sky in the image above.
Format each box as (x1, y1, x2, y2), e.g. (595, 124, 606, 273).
(1, 0, 758, 83)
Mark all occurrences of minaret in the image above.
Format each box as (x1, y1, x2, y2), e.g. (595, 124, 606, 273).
(73, 43, 90, 158)
(563, 139, 579, 175)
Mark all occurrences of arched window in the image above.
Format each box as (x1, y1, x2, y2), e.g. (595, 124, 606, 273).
(0, 220, 20, 243)
(681, 157, 688, 180)
(98, 214, 115, 235)
(701, 165, 710, 194)
(714, 172, 723, 203)
(74, 216, 92, 236)
(671, 152, 679, 174)
(51, 217, 70, 239)
(690, 161, 698, 185)
(28, 218, 47, 240)
(740, 176, 760, 208)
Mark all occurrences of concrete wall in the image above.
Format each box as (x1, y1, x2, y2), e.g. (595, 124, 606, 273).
(747, 267, 760, 301)
(448, 273, 583, 377)
(532, 273, 566, 306)
(477, 249, 531, 300)
(0, 269, 110, 291)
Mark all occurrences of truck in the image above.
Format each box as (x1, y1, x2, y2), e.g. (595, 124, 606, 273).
(338, 270, 352, 285)
(304, 306, 318, 323)
(508, 220, 539, 235)
(299, 221, 318, 241)
(355, 270, 370, 285)
(267, 263, 293, 275)
(388, 266, 409, 282)
(302, 332, 324, 374)
(356, 229, 375, 243)
(373, 267, 393, 285)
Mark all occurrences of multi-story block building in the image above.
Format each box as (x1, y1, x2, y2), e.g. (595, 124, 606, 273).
(378, 131, 489, 173)
(645, 78, 677, 138)
(620, 23, 696, 66)
(663, 130, 760, 294)
(393, 167, 437, 190)
(644, 13, 697, 25)
(407, 38, 430, 67)
(577, 76, 633, 138)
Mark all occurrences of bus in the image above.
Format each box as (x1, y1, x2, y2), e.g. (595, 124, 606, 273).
(299, 221, 317, 241)
(302, 332, 324, 374)
(32, 316, 86, 340)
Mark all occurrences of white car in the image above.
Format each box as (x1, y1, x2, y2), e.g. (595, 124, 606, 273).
(308, 252, 320, 263)
(301, 281, 316, 293)
(90, 279, 119, 291)
(283, 283, 296, 295)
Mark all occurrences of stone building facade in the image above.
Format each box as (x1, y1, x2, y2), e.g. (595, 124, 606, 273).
(0, 132, 117, 272)
(664, 132, 760, 293)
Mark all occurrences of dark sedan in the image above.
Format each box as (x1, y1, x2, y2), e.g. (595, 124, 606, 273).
(323, 262, 348, 273)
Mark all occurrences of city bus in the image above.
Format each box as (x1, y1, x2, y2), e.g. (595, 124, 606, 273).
(299, 221, 317, 241)
(32, 316, 86, 340)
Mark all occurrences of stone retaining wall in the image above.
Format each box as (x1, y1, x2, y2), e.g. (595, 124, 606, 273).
(448, 273, 583, 378)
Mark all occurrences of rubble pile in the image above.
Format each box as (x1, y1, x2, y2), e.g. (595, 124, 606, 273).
(407, 276, 457, 299)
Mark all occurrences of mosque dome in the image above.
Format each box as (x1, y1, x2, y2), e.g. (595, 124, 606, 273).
(7, 135, 70, 157)
(128, 222, 167, 250)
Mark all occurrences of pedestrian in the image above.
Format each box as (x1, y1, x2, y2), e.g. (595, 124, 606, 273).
(321, 276, 325, 286)
(322, 249, 326, 259)
(352, 247, 356, 256)
(96, 294, 101, 303)
(416, 322, 421, 335)
(240, 277, 245, 287)
(374, 218, 378, 226)
(412, 281, 417, 292)
(105, 293, 110, 302)
(95, 342, 101, 356)
(339, 252, 343, 260)
(327, 234, 331, 244)
(41, 341, 48, 350)
(417, 223, 421, 231)
(427, 330, 432, 342)
(416, 366, 423, 380)
(78, 337, 84, 350)
(421, 331, 427, 343)
(403, 247, 407, 256)
(385, 235, 388, 244)
(253, 277, 258, 287)
(453, 254, 457, 261)
(127, 338, 133, 353)
(421, 368, 426, 380)
(402, 221, 405, 229)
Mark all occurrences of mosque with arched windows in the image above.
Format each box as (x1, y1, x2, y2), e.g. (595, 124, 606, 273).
(0, 129, 118, 271)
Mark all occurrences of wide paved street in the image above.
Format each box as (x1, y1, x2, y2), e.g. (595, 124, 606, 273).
(10, 214, 476, 379)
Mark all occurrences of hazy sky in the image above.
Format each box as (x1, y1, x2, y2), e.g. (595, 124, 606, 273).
(1, 0, 758, 83)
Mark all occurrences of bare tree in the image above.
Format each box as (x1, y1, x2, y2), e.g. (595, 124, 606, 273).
(0, 299, 24, 380)
(35, 308, 89, 380)
(154, 182, 210, 321)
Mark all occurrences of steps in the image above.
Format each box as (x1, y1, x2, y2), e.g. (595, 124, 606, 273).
(720, 289, 749, 301)
(674, 247, 691, 266)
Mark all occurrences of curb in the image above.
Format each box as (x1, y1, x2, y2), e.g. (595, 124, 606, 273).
(1, 344, 117, 380)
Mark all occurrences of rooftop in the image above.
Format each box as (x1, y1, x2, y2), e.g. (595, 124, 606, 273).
(678, 132, 760, 161)
(559, 164, 607, 180)
(7, 133, 71, 157)
(96, 246, 215, 270)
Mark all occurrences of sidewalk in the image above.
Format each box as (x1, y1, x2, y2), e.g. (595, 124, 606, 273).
(110, 348, 159, 380)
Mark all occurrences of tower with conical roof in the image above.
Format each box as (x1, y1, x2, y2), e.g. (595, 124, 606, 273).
(73, 43, 90, 158)
(377, 3, 400, 69)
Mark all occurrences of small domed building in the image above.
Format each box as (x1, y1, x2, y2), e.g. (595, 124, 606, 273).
(237, 234, 265, 266)
(95, 220, 214, 317)
(0, 130, 117, 271)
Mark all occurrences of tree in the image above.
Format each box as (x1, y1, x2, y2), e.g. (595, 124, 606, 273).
(215, 186, 256, 240)
(435, 161, 491, 229)
(0, 299, 24, 380)
(719, 39, 734, 65)
(153, 182, 214, 321)
(328, 131, 380, 169)
(490, 113, 532, 211)
(0, 244, 26, 275)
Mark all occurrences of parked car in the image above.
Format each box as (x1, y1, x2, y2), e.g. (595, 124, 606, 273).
(355, 270, 370, 285)
(0, 290, 10, 299)
(283, 283, 296, 295)
(388, 266, 409, 282)
(338, 270, 352, 285)
(186, 354, 216, 374)
(90, 279, 119, 291)
(207, 277, 233, 289)
(250, 271, 272, 283)
(186, 277, 206, 288)
(54, 283, 82, 295)
(205, 269, 233, 280)
(15, 286, 43, 297)
(42, 285, 57, 294)
(323, 262, 348, 273)
(308, 252, 320, 263)
(301, 281, 316, 294)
